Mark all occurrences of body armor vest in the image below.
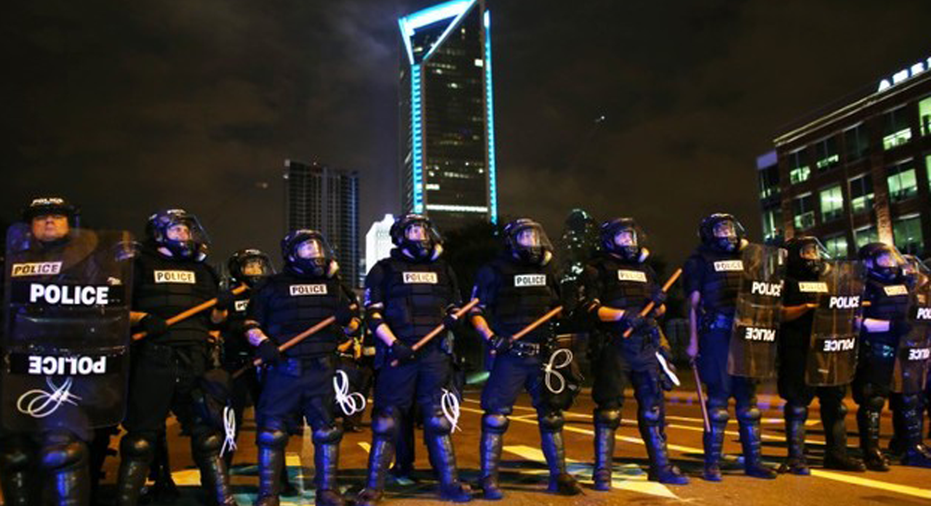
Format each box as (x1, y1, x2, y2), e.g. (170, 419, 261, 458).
(487, 258, 558, 343)
(379, 257, 456, 345)
(133, 248, 217, 345)
(697, 248, 742, 315)
(261, 272, 342, 358)
(863, 278, 910, 344)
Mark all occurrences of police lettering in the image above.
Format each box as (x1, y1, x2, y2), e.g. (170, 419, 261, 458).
(289, 284, 328, 296)
(822, 338, 856, 352)
(234, 299, 249, 312)
(11, 262, 62, 277)
(27, 355, 107, 376)
(28, 283, 109, 306)
(514, 274, 547, 287)
(751, 281, 782, 297)
(829, 296, 860, 309)
(154, 270, 196, 284)
(908, 348, 931, 361)
(883, 285, 908, 296)
(403, 272, 438, 284)
(617, 270, 647, 283)
(916, 307, 931, 320)
(798, 282, 828, 293)
(743, 327, 776, 342)
(713, 260, 744, 272)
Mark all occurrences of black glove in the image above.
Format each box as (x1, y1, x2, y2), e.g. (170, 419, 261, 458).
(619, 311, 645, 333)
(892, 319, 912, 337)
(443, 312, 462, 331)
(487, 334, 511, 355)
(140, 314, 169, 338)
(257, 340, 281, 365)
(215, 289, 237, 311)
(650, 289, 667, 306)
(335, 304, 355, 327)
(389, 341, 416, 364)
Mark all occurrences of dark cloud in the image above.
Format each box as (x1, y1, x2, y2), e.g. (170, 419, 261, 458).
(2, 0, 930, 267)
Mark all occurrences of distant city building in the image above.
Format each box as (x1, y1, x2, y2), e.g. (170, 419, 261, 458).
(757, 54, 931, 259)
(284, 159, 361, 287)
(366, 213, 395, 276)
(398, 0, 498, 233)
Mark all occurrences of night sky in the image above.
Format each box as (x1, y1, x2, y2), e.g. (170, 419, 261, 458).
(3, 1, 930, 268)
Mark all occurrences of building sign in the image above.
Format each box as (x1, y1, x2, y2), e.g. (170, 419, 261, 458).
(878, 57, 931, 93)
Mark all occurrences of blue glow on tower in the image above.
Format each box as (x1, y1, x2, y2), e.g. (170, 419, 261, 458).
(411, 64, 424, 213)
(484, 9, 498, 224)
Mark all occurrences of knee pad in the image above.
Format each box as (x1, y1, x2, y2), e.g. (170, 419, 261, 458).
(900, 394, 921, 411)
(640, 404, 662, 426)
(538, 412, 565, 432)
(709, 407, 730, 425)
(785, 403, 808, 421)
(737, 407, 761, 423)
(313, 425, 343, 445)
(835, 402, 848, 418)
(372, 411, 398, 439)
(864, 394, 885, 412)
(482, 413, 510, 434)
(256, 429, 289, 449)
(0, 436, 33, 472)
(425, 414, 452, 436)
(192, 431, 223, 456)
(119, 433, 155, 462)
(39, 438, 87, 472)
(594, 409, 621, 429)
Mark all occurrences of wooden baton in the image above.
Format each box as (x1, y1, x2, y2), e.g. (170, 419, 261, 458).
(622, 268, 683, 338)
(389, 298, 481, 367)
(132, 283, 249, 341)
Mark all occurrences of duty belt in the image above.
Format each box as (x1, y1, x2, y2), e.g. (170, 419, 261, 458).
(509, 341, 542, 357)
(702, 312, 734, 332)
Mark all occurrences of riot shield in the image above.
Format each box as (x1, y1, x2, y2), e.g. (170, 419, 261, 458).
(2, 223, 134, 432)
(727, 243, 784, 378)
(805, 261, 863, 386)
(892, 284, 931, 394)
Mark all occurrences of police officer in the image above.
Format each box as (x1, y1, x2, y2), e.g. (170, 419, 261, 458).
(356, 214, 472, 506)
(684, 213, 776, 481)
(0, 197, 108, 506)
(471, 219, 583, 499)
(244, 230, 358, 506)
(115, 209, 238, 505)
(581, 218, 688, 489)
(777, 237, 865, 474)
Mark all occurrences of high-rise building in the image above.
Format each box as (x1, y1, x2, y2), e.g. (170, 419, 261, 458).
(398, 0, 498, 233)
(284, 159, 361, 287)
(365, 213, 395, 276)
(757, 54, 931, 259)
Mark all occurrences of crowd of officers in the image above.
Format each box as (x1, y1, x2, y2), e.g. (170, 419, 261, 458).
(1, 197, 930, 506)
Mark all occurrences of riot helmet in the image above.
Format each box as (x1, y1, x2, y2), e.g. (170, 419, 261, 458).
(858, 242, 904, 283)
(22, 197, 79, 244)
(601, 218, 645, 262)
(504, 218, 553, 265)
(785, 236, 829, 279)
(699, 213, 746, 253)
(282, 229, 336, 277)
(228, 248, 274, 286)
(146, 209, 210, 261)
(390, 213, 442, 261)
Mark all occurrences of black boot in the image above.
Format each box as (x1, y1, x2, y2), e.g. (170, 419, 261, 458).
(149, 432, 180, 504)
(737, 408, 776, 479)
(0, 436, 34, 506)
(356, 435, 394, 506)
(424, 417, 472, 503)
(857, 404, 890, 472)
(639, 407, 688, 485)
(115, 434, 155, 506)
(280, 457, 300, 496)
(255, 429, 287, 506)
(313, 426, 345, 506)
(592, 409, 620, 491)
(779, 404, 810, 476)
(821, 401, 865, 472)
(39, 434, 90, 506)
(538, 413, 582, 496)
(192, 432, 238, 506)
(702, 407, 728, 482)
(479, 414, 508, 500)
(898, 394, 931, 468)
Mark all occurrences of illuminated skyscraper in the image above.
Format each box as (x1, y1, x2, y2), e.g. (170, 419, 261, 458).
(398, 0, 498, 233)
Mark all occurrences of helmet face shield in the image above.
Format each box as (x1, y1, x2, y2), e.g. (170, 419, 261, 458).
(787, 237, 829, 278)
(229, 248, 274, 286)
(282, 230, 334, 277)
(391, 214, 441, 261)
(601, 218, 644, 261)
(241, 258, 269, 277)
(296, 238, 327, 260)
(505, 219, 552, 265)
(148, 209, 210, 260)
(614, 229, 638, 249)
(713, 220, 737, 239)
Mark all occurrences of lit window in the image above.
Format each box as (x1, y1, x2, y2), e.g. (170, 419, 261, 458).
(844, 125, 869, 161)
(823, 234, 848, 259)
(919, 96, 931, 136)
(854, 225, 878, 250)
(815, 137, 839, 171)
(793, 194, 815, 231)
(819, 184, 844, 223)
(849, 174, 874, 214)
(762, 207, 782, 242)
(887, 159, 917, 203)
(788, 149, 810, 184)
(894, 214, 924, 256)
(883, 107, 912, 150)
(759, 165, 780, 200)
